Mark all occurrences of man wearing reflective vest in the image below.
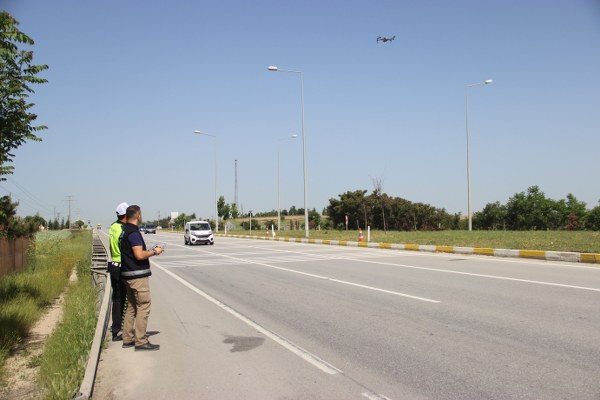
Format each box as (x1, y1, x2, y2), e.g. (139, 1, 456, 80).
(108, 202, 129, 341)
(119, 205, 164, 351)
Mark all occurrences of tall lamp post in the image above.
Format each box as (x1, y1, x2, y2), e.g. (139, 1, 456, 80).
(465, 79, 493, 231)
(277, 134, 298, 231)
(268, 65, 309, 238)
(193, 130, 218, 232)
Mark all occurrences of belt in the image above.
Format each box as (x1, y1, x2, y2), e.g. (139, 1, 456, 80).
(121, 268, 151, 277)
(111, 262, 121, 267)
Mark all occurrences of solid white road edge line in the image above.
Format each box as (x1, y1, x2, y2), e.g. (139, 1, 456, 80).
(152, 260, 343, 375)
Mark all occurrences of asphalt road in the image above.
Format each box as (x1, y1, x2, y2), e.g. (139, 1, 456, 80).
(93, 231, 600, 400)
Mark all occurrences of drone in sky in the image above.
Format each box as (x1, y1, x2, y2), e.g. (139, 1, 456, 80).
(376, 35, 395, 43)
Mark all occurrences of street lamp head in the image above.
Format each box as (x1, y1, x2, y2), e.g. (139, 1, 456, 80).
(484, 79, 493, 84)
(193, 130, 202, 134)
(291, 134, 298, 138)
(267, 66, 278, 71)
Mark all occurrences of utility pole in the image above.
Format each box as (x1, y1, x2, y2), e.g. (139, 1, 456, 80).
(64, 195, 74, 229)
(234, 159, 238, 206)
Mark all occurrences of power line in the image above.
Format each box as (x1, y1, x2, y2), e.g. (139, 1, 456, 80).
(0, 184, 51, 218)
(5, 177, 55, 214)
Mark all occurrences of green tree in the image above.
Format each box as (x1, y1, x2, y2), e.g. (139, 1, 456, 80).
(585, 204, 600, 231)
(217, 196, 232, 220)
(173, 212, 197, 229)
(387, 197, 413, 231)
(308, 208, 321, 229)
(327, 190, 368, 230)
(0, 195, 41, 237)
(506, 186, 554, 230)
(23, 213, 46, 231)
(474, 201, 507, 230)
(230, 203, 239, 219)
(0, 12, 48, 180)
(0, 195, 18, 237)
(564, 193, 586, 230)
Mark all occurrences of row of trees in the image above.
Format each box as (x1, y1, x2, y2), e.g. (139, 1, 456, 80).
(327, 189, 457, 231)
(0, 196, 48, 238)
(473, 186, 600, 230)
(325, 186, 600, 231)
(216, 196, 314, 221)
(153, 185, 600, 233)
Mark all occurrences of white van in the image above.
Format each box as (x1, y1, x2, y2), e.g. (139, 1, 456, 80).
(184, 220, 214, 245)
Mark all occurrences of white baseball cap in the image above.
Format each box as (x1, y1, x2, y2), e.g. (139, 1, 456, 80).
(115, 202, 129, 216)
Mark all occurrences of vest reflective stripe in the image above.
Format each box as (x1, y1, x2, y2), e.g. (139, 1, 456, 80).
(121, 268, 151, 277)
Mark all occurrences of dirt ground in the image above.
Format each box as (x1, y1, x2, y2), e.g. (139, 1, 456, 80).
(0, 269, 77, 400)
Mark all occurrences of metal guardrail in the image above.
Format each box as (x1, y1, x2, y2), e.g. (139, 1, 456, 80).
(74, 231, 112, 400)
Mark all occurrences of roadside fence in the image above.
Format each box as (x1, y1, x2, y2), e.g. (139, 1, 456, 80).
(0, 237, 30, 279)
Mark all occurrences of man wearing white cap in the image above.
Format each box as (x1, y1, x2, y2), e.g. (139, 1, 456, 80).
(108, 202, 129, 341)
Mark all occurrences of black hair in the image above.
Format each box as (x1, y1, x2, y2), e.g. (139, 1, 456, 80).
(126, 205, 141, 220)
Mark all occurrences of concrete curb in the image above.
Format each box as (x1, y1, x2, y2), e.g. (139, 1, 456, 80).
(216, 234, 600, 264)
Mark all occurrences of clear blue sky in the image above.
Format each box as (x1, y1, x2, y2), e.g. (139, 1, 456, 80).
(3, 0, 600, 227)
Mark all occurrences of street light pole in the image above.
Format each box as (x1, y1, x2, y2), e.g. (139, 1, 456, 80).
(277, 134, 298, 231)
(193, 130, 218, 232)
(268, 65, 309, 238)
(465, 79, 493, 231)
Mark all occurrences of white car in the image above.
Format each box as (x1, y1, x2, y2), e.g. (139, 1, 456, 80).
(184, 220, 214, 245)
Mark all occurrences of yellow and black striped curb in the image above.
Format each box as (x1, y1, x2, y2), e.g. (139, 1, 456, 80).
(216, 234, 600, 264)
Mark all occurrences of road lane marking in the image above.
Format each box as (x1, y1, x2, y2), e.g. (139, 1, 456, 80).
(152, 261, 342, 375)
(362, 392, 393, 400)
(164, 246, 441, 304)
(150, 237, 599, 293)
(351, 259, 600, 293)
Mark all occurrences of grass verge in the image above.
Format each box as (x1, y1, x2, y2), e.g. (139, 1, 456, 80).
(223, 229, 600, 253)
(38, 231, 95, 400)
(0, 230, 95, 399)
(0, 231, 76, 374)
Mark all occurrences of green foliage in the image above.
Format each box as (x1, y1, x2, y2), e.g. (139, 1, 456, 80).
(217, 195, 232, 220)
(172, 212, 196, 229)
(308, 208, 321, 229)
(0, 231, 89, 376)
(39, 233, 94, 399)
(501, 186, 589, 230)
(0, 195, 45, 238)
(230, 203, 239, 219)
(0, 11, 48, 180)
(585, 205, 600, 230)
(324, 185, 599, 232)
(473, 201, 507, 230)
(327, 190, 457, 231)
